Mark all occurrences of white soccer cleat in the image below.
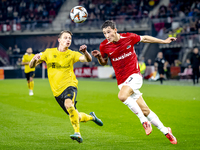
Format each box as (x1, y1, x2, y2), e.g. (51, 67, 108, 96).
(29, 90, 34, 96)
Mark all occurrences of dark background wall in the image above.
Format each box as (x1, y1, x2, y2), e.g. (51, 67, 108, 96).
(0, 31, 147, 53)
(4, 68, 48, 79)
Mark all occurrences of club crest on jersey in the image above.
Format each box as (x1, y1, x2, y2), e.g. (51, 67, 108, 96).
(65, 54, 70, 58)
(127, 45, 131, 49)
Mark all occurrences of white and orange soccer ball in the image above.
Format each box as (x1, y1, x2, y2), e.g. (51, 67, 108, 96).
(70, 6, 88, 23)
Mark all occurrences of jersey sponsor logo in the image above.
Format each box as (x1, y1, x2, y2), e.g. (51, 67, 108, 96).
(47, 62, 70, 69)
(53, 55, 57, 58)
(112, 52, 132, 61)
(127, 45, 131, 49)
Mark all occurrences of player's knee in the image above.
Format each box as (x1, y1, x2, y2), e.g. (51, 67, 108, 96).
(118, 93, 128, 102)
(78, 113, 81, 121)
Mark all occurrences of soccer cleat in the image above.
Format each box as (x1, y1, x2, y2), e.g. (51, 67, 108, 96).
(165, 127, 177, 144)
(142, 121, 152, 135)
(29, 90, 34, 96)
(70, 133, 83, 143)
(89, 112, 103, 126)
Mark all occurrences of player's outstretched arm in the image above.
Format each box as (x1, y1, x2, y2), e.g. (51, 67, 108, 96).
(79, 44, 92, 62)
(29, 54, 41, 68)
(141, 36, 177, 44)
(91, 50, 108, 66)
(21, 61, 30, 65)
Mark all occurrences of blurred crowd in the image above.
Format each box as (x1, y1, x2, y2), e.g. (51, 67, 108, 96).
(138, 47, 200, 83)
(154, 0, 200, 39)
(1, 0, 200, 80)
(0, 0, 65, 32)
(152, 0, 200, 19)
(79, 0, 160, 21)
(77, 0, 200, 22)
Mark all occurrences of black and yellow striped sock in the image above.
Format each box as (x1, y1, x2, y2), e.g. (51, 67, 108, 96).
(67, 106, 80, 133)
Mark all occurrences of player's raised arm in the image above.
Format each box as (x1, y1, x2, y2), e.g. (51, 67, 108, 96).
(140, 36, 177, 44)
(91, 50, 108, 66)
(79, 44, 92, 62)
(29, 54, 41, 68)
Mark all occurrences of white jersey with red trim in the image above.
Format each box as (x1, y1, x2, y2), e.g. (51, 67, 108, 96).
(100, 32, 141, 85)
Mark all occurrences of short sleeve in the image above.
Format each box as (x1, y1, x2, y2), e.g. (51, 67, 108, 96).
(130, 33, 141, 45)
(73, 51, 82, 63)
(22, 55, 26, 62)
(39, 50, 47, 62)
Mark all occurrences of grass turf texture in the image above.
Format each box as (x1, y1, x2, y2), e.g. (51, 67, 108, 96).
(0, 78, 200, 150)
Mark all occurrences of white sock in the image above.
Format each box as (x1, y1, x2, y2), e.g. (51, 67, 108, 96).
(123, 97, 148, 124)
(147, 110, 168, 134)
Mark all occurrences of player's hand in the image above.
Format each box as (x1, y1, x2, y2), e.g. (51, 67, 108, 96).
(33, 54, 41, 61)
(164, 37, 177, 44)
(79, 44, 87, 53)
(91, 50, 101, 58)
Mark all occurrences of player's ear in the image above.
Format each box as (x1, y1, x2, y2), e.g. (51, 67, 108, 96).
(114, 28, 117, 33)
(58, 38, 60, 43)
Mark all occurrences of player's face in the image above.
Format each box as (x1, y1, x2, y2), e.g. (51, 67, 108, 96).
(158, 52, 163, 58)
(59, 32, 72, 47)
(27, 48, 32, 54)
(103, 27, 117, 42)
(193, 48, 199, 54)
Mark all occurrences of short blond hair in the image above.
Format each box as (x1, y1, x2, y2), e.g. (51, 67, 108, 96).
(58, 30, 73, 38)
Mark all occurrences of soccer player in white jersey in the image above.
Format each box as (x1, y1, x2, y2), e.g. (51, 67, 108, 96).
(92, 20, 177, 144)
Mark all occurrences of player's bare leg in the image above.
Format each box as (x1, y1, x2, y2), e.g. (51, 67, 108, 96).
(64, 99, 83, 143)
(136, 96, 150, 117)
(137, 96, 177, 144)
(118, 85, 152, 135)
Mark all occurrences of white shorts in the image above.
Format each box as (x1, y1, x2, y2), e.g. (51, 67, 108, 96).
(118, 73, 143, 101)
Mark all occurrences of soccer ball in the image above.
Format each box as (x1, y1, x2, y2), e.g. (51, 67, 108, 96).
(70, 6, 88, 23)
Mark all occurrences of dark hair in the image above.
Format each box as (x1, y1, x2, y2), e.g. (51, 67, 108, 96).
(58, 30, 73, 38)
(101, 20, 116, 29)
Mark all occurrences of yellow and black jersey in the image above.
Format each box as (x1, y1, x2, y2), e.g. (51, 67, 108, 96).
(39, 47, 82, 97)
(22, 53, 35, 73)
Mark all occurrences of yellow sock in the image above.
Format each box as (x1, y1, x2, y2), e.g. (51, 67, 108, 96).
(28, 82, 31, 89)
(30, 81, 34, 90)
(67, 106, 80, 133)
(79, 112, 93, 122)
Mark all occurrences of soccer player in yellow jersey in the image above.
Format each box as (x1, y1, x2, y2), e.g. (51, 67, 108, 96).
(29, 30, 103, 143)
(21, 48, 35, 96)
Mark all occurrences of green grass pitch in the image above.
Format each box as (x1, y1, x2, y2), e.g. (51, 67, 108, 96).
(0, 78, 200, 150)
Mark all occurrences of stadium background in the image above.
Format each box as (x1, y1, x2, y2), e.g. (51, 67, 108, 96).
(0, 0, 200, 149)
(0, 0, 199, 79)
